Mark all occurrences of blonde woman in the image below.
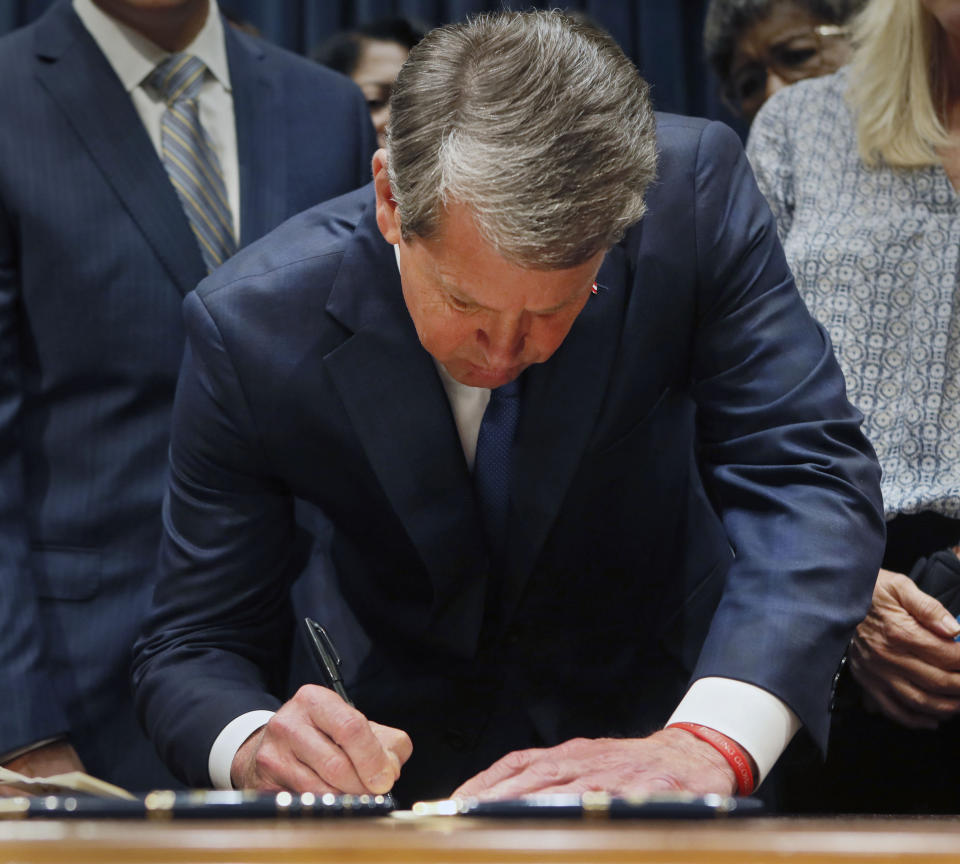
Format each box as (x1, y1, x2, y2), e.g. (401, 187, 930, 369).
(747, 0, 960, 812)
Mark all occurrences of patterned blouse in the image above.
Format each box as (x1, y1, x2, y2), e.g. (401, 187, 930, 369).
(747, 69, 960, 519)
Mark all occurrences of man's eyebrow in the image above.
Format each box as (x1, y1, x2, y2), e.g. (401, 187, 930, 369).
(438, 274, 588, 314)
(533, 297, 574, 315)
(437, 275, 484, 306)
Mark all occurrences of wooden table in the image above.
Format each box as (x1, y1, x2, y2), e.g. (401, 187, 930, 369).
(3, 816, 960, 863)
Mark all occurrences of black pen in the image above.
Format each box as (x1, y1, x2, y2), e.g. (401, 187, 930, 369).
(303, 617, 396, 808)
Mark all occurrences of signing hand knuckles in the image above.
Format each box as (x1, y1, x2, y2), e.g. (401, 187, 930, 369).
(299, 692, 379, 756)
(252, 746, 288, 788)
(261, 708, 303, 749)
(299, 684, 350, 719)
(314, 749, 362, 791)
(372, 724, 413, 763)
(333, 709, 374, 746)
(294, 683, 332, 709)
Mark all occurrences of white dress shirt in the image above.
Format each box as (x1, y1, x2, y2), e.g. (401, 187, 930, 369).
(73, 0, 240, 241)
(208, 244, 800, 790)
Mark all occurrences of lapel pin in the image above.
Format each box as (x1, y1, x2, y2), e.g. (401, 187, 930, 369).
(591, 282, 599, 295)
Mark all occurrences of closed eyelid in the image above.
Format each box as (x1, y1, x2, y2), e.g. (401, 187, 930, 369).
(447, 293, 481, 312)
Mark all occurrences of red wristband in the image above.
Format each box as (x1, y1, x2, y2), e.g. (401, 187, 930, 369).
(666, 722, 755, 796)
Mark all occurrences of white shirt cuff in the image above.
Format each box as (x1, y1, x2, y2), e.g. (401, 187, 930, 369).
(666, 677, 800, 786)
(208, 710, 276, 790)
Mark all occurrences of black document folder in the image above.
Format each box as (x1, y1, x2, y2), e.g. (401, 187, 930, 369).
(411, 792, 764, 819)
(0, 789, 393, 820)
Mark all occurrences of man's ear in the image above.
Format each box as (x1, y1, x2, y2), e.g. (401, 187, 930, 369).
(373, 149, 402, 245)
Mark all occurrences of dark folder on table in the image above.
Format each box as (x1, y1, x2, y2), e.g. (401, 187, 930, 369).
(0, 790, 393, 820)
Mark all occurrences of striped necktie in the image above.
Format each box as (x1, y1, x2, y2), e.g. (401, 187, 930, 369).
(473, 377, 522, 569)
(148, 53, 236, 272)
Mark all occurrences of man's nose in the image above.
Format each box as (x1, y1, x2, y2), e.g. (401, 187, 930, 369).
(478, 315, 527, 362)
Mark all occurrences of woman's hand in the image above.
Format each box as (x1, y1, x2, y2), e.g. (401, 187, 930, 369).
(849, 568, 960, 728)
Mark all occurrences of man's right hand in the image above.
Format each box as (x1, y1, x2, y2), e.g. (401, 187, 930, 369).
(230, 685, 412, 795)
(0, 741, 86, 796)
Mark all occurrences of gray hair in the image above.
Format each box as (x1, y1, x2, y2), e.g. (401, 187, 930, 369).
(386, 10, 657, 270)
(703, 0, 864, 84)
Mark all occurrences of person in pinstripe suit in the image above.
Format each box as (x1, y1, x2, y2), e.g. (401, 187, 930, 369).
(0, 0, 374, 790)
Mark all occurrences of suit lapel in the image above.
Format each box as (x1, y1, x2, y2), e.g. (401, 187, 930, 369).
(226, 26, 283, 246)
(324, 205, 491, 658)
(33, 1, 205, 296)
(324, 199, 630, 653)
(499, 244, 629, 628)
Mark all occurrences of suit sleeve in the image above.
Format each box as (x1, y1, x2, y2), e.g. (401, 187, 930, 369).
(0, 189, 70, 755)
(132, 290, 309, 786)
(685, 121, 884, 750)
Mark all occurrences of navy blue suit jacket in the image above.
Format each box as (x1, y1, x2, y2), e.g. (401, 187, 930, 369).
(0, 0, 375, 788)
(134, 116, 885, 802)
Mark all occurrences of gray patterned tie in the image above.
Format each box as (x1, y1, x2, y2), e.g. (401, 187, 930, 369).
(148, 53, 236, 272)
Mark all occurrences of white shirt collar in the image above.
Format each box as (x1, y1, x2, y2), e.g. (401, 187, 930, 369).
(73, 0, 231, 94)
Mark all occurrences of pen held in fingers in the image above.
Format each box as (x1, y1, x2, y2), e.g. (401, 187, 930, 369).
(302, 618, 397, 805)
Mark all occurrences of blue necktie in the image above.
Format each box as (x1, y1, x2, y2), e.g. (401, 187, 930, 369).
(474, 378, 522, 568)
(148, 54, 236, 272)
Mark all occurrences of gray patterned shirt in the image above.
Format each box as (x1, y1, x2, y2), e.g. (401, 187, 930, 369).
(747, 69, 960, 519)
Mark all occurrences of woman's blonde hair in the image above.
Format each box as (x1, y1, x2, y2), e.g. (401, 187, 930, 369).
(847, 0, 952, 167)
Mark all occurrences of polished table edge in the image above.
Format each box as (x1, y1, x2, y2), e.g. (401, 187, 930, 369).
(3, 816, 960, 863)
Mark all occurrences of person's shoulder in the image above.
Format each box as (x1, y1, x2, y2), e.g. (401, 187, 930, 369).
(750, 68, 853, 161)
(654, 112, 744, 146)
(653, 112, 744, 171)
(0, 18, 36, 58)
(197, 184, 375, 303)
(226, 24, 361, 96)
(0, 1, 64, 75)
(758, 68, 849, 128)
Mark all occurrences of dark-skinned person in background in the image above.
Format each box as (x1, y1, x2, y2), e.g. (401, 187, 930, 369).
(704, 0, 863, 125)
(748, 0, 960, 813)
(314, 17, 427, 149)
(0, 0, 374, 793)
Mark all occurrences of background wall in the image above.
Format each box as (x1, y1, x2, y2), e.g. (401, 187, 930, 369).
(0, 0, 745, 138)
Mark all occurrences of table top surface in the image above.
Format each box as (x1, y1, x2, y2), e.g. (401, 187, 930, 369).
(3, 815, 960, 864)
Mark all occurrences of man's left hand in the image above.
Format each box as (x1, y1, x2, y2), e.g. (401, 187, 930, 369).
(452, 729, 738, 800)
